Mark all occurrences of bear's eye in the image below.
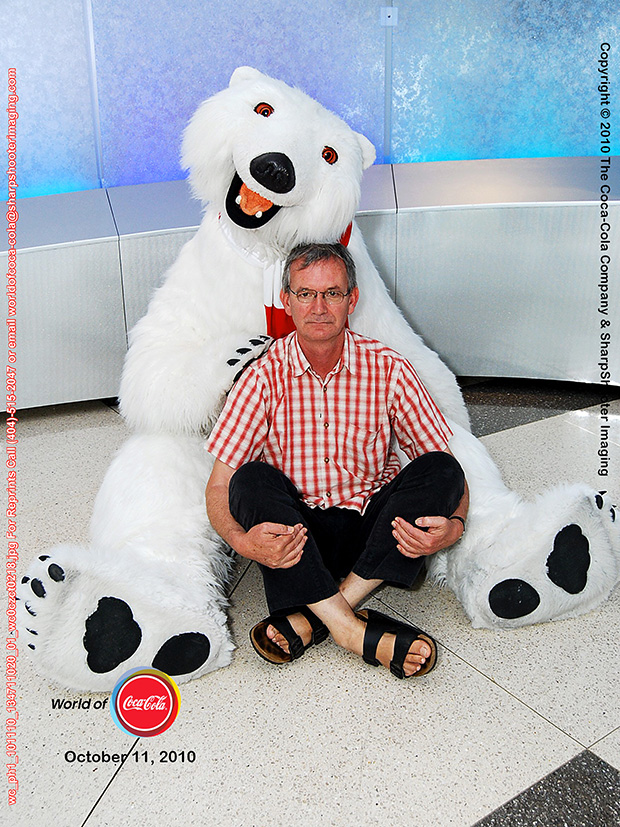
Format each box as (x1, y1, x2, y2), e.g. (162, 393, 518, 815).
(322, 146, 338, 165)
(254, 102, 274, 117)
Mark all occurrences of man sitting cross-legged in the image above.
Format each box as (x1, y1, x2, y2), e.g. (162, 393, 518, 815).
(205, 242, 468, 679)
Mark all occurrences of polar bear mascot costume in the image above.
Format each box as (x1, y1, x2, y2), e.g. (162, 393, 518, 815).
(18, 67, 620, 691)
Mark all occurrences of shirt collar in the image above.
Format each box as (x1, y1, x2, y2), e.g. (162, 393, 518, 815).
(287, 329, 357, 378)
(288, 333, 310, 377)
(342, 329, 357, 375)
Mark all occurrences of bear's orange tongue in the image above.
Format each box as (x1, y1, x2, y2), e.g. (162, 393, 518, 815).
(238, 183, 274, 216)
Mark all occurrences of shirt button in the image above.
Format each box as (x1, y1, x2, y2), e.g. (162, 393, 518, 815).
(324, 457, 330, 463)
(324, 422, 329, 429)
(326, 491, 331, 498)
(323, 385, 328, 392)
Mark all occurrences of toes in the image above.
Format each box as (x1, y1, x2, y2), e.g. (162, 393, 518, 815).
(489, 578, 541, 619)
(267, 626, 290, 653)
(402, 653, 423, 676)
(402, 640, 430, 664)
(18, 558, 69, 642)
(273, 633, 290, 653)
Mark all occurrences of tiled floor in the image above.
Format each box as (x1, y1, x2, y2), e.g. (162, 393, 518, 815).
(9, 381, 620, 827)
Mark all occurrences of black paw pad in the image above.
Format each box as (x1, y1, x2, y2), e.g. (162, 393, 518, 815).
(489, 579, 541, 619)
(25, 602, 37, 617)
(30, 579, 46, 598)
(546, 524, 590, 594)
(152, 632, 211, 676)
(236, 347, 251, 355)
(249, 338, 265, 346)
(83, 597, 142, 674)
(595, 494, 605, 509)
(48, 563, 65, 582)
(227, 358, 240, 366)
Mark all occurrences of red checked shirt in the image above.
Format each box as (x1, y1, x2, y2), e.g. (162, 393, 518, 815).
(206, 330, 452, 513)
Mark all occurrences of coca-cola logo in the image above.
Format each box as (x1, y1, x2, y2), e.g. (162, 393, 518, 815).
(110, 669, 180, 737)
(122, 694, 169, 711)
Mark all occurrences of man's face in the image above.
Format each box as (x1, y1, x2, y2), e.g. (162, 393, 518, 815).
(281, 257, 359, 346)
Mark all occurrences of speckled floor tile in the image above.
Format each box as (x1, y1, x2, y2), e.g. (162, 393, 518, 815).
(12, 656, 138, 827)
(82, 563, 581, 827)
(478, 403, 620, 497)
(474, 751, 620, 827)
(17, 401, 127, 551)
(591, 728, 620, 773)
(10, 402, 247, 827)
(378, 408, 620, 747)
(461, 379, 619, 437)
(11, 403, 135, 827)
(10, 391, 620, 827)
(377, 579, 620, 747)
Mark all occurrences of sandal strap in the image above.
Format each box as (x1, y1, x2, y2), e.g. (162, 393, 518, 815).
(268, 615, 305, 660)
(299, 607, 329, 646)
(390, 627, 420, 679)
(360, 610, 384, 667)
(358, 609, 436, 678)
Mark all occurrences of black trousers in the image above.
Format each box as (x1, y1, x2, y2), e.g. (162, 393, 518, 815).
(228, 451, 465, 615)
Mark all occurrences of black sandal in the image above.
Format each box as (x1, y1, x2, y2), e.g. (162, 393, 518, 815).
(250, 607, 329, 664)
(356, 608, 437, 678)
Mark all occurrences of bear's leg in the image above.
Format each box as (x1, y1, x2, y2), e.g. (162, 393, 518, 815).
(17, 434, 235, 691)
(434, 428, 620, 629)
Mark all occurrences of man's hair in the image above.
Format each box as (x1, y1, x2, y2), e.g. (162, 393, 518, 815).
(282, 243, 357, 292)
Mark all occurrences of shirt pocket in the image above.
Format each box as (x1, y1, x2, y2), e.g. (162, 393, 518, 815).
(340, 424, 391, 480)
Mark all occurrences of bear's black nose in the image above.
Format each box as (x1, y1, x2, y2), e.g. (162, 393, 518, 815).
(250, 152, 296, 194)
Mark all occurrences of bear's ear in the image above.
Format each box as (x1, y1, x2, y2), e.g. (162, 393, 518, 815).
(230, 66, 263, 87)
(356, 132, 376, 170)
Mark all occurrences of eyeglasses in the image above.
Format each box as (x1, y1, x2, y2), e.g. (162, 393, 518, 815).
(288, 288, 351, 305)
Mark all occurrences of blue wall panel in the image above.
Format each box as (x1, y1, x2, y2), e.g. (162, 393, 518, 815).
(90, 0, 385, 188)
(391, 0, 617, 162)
(2, 0, 100, 197)
(4, 0, 618, 198)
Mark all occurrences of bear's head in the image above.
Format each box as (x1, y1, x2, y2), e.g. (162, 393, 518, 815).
(181, 66, 375, 252)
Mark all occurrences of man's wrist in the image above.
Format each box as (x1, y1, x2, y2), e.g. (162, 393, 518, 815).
(449, 514, 466, 534)
(226, 526, 250, 558)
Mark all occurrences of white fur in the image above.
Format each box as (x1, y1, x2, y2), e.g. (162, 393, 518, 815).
(18, 67, 620, 691)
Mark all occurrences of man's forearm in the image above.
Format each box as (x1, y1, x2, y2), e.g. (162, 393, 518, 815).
(205, 478, 248, 555)
(205, 465, 307, 568)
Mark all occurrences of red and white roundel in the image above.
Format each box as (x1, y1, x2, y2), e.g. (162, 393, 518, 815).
(111, 668, 181, 737)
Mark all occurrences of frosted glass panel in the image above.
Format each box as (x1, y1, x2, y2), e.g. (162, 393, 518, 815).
(1, 0, 100, 197)
(6, 0, 619, 197)
(391, 0, 616, 162)
(91, 0, 385, 187)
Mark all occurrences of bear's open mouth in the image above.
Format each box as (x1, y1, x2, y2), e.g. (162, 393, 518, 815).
(225, 173, 282, 229)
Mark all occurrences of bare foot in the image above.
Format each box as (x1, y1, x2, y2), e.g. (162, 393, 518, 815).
(374, 627, 431, 676)
(266, 612, 313, 654)
(336, 613, 433, 677)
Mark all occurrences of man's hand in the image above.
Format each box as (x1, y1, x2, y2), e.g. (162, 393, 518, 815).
(237, 522, 307, 569)
(206, 459, 306, 569)
(392, 515, 464, 559)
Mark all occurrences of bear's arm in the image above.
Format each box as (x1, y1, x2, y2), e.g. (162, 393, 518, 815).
(119, 227, 267, 436)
